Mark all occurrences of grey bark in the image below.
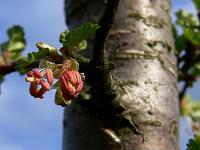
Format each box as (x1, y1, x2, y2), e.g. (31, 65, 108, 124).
(63, 0, 179, 150)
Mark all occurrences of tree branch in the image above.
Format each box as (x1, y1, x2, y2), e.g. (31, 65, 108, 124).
(0, 62, 17, 76)
(0, 61, 40, 77)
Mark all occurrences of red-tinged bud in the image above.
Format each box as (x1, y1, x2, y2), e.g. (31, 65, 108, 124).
(29, 82, 39, 98)
(33, 69, 43, 78)
(75, 81, 83, 96)
(60, 70, 83, 100)
(40, 80, 50, 91)
(46, 69, 54, 85)
(26, 68, 54, 99)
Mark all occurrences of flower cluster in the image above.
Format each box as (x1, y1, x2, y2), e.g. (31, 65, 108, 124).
(25, 68, 53, 99)
(25, 62, 83, 104)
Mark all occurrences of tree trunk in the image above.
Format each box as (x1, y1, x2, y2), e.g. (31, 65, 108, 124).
(63, 0, 179, 150)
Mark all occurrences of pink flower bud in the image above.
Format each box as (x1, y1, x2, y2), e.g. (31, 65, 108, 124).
(26, 68, 53, 99)
(60, 70, 83, 100)
(74, 81, 83, 96)
(46, 69, 54, 85)
(33, 69, 43, 78)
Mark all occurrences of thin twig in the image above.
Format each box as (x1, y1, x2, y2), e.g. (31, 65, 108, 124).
(88, 0, 120, 102)
(92, 0, 120, 65)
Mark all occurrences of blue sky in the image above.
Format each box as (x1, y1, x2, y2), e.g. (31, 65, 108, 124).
(0, 0, 65, 149)
(0, 0, 198, 150)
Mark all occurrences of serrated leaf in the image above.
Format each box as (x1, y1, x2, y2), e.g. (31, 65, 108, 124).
(187, 135, 200, 150)
(59, 22, 99, 49)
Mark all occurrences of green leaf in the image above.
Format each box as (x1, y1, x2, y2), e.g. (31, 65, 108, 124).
(36, 42, 57, 53)
(54, 89, 71, 106)
(59, 22, 99, 49)
(16, 42, 58, 74)
(0, 25, 26, 60)
(176, 10, 200, 45)
(187, 135, 200, 150)
(175, 34, 187, 53)
(184, 28, 200, 45)
(193, 0, 200, 12)
(78, 40, 87, 51)
(7, 25, 26, 52)
(176, 10, 198, 27)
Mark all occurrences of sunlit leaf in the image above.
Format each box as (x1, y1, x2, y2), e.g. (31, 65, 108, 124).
(0, 25, 26, 61)
(78, 40, 87, 51)
(176, 10, 200, 45)
(59, 22, 99, 49)
(7, 25, 26, 52)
